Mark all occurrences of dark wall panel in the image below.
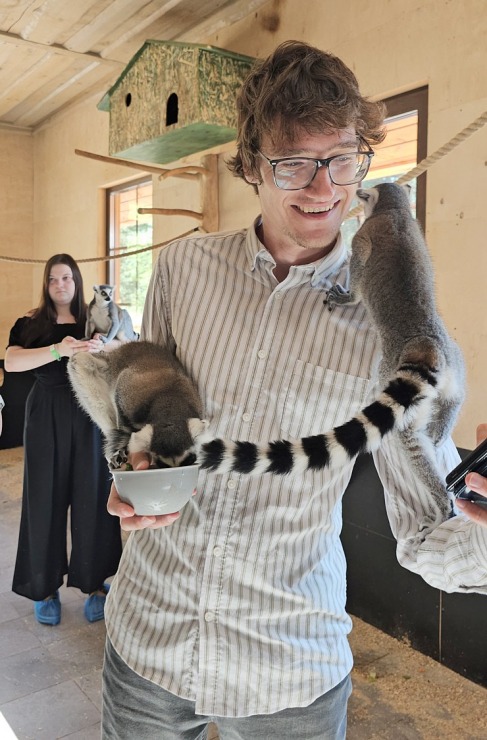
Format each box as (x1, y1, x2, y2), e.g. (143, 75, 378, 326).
(342, 452, 487, 687)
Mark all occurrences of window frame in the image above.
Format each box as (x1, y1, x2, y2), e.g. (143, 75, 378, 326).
(105, 176, 153, 332)
(381, 86, 428, 230)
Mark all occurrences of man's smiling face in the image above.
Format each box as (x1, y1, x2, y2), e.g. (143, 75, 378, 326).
(253, 128, 359, 259)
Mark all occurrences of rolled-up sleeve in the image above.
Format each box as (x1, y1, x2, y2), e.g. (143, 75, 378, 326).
(373, 435, 487, 594)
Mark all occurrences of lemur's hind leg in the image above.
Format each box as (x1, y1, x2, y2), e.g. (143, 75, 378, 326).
(396, 425, 453, 523)
(67, 352, 117, 435)
(398, 336, 464, 445)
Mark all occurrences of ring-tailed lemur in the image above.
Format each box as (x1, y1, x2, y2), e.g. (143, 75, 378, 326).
(196, 183, 465, 521)
(85, 285, 139, 343)
(68, 340, 206, 468)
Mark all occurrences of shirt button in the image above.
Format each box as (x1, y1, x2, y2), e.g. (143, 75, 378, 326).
(242, 412, 251, 422)
(257, 349, 266, 359)
(227, 479, 236, 489)
(213, 546, 223, 557)
(205, 611, 216, 622)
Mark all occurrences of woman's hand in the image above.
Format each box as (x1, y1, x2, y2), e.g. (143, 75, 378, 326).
(455, 424, 487, 528)
(107, 452, 182, 531)
(58, 335, 104, 357)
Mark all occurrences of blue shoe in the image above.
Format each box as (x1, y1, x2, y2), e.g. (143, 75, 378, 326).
(84, 583, 110, 623)
(34, 591, 61, 625)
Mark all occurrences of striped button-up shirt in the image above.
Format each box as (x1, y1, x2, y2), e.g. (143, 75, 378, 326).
(105, 220, 487, 717)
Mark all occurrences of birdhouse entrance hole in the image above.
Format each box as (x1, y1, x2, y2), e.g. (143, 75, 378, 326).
(166, 93, 178, 126)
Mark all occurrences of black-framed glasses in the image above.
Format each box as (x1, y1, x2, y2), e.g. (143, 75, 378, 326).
(258, 145, 374, 190)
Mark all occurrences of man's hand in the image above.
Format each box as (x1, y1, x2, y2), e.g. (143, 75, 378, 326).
(455, 424, 487, 528)
(107, 452, 181, 531)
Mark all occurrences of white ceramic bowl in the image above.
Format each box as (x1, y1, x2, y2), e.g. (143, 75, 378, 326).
(112, 465, 199, 516)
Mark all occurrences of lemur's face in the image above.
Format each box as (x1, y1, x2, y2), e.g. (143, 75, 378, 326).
(94, 285, 114, 304)
(128, 418, 207, 468)
(356, 187, 379, 219)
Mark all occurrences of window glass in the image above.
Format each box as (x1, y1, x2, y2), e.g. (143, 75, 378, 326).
(107, 178, 153, 332)
(342, 87, 428, 246)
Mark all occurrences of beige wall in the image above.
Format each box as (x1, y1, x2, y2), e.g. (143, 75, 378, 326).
(0, 128, 34, 346)
(0, 0, 485, 446)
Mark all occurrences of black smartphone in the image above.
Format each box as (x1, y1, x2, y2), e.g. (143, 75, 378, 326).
(446, 437, 487, 505)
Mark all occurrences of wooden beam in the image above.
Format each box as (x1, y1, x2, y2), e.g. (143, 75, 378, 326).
(0, 29, 124, 71)
(201, 154, 219, 233)
(139, 208, 203, 221)
(74, 149, 200, 180)
(158, 165, 208, 179)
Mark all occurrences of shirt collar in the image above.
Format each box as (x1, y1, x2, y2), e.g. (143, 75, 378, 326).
(246, 215, 348, 286)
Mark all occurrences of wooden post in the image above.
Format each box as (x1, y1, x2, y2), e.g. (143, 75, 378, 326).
(201, 154, 219, 233)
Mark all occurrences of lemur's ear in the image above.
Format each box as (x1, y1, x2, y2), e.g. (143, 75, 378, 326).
(356, 189, 370, 201)
(188, 418, 209, 437)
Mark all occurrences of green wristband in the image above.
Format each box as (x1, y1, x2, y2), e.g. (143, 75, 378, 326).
(49, 344, 62, 361)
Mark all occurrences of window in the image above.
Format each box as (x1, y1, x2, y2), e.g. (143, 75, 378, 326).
(343, 86, 428, 244)
(370, 86, 428, 226)
(106, 178, 153, 332)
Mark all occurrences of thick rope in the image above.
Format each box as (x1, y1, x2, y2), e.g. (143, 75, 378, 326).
(395, 110, 487, 185)
(346, 109, 487, 220)
(1, 111, 486, 264)
(0, 228, 200, 264)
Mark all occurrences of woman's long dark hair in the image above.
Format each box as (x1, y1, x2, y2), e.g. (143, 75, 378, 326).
(22, 254, 87, 345)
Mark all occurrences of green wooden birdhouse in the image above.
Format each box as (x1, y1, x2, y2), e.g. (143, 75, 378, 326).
(98, 40, 255, 164)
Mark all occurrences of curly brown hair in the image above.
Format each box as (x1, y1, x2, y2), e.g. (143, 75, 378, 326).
(227, 40, 386, 185)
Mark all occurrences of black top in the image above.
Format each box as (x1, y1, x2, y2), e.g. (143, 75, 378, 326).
(8, 316, 84, 387)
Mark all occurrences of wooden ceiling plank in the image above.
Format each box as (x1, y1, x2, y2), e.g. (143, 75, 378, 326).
(103, 0, 262, 58)
(0, 53, 71, 117)
(179, 0, 270, 42)
(100, 0, 188, 58)
(0, 43, 41, 84)
(64, 0, 155, 54)
(0, 0, 37, 30)
(3, 56, 104, 125)
(7, 0, 104, 46)
(135, 0, 231, 43)
(32, 69, 123, 130)
(0, 29, 124, 70)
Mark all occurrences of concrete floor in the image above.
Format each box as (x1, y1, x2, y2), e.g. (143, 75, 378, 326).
(1, 445, 487, 739)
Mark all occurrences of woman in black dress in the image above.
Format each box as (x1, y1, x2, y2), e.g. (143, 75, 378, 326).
(5, 254, 122, 625)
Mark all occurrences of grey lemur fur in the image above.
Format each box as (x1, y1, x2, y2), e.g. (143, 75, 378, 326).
(197, 183, 465, 523)
(68, 340, 206, 468)
(85, 285, 139, 343)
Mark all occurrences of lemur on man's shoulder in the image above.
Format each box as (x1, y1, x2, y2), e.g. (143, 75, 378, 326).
(197, 183, 465, 524)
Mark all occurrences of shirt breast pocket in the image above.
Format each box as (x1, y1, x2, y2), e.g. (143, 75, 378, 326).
(279, 360, 370, 439)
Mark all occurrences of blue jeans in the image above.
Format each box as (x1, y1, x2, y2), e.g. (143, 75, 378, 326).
(102, 638, 352, 739)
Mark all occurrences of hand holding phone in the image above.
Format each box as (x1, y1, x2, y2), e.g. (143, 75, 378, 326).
(446, 437, 487, 506)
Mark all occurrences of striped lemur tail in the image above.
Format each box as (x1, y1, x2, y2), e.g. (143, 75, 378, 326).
(197, 361, 439, 477)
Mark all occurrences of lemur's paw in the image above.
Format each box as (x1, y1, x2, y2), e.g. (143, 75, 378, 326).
(327, 285, 351, 302)
(108, 448, 129, 470)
